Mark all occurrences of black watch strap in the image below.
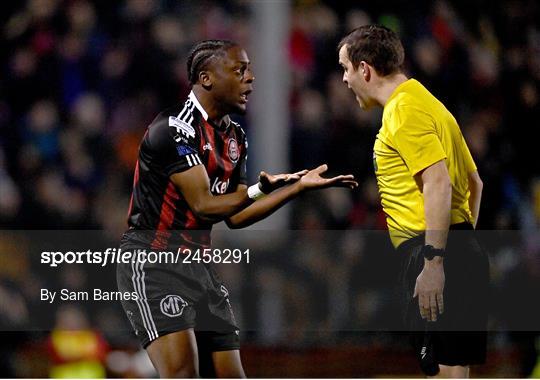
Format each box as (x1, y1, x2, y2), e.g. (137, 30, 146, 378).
(421, 245, 445, 260)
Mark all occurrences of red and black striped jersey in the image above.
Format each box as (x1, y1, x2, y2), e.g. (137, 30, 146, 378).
(124, 91, 248, 250)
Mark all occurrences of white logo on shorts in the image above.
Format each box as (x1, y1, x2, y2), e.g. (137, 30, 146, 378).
(160, 295, 188, 317)
(220, 285, 229, 298)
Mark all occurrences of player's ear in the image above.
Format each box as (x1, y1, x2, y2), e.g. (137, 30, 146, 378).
(199, 70, 213, 90)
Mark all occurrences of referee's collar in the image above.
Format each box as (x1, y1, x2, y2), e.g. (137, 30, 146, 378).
(189, 91, 231, 129)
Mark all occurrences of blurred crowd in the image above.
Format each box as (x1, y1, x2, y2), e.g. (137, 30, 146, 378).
(0, 0, 539, 377)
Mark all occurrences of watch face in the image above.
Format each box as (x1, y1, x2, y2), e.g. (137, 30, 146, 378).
(422, 246, 435, 260)
(422, 245, 444, 260)
(424, 251, 435, 260)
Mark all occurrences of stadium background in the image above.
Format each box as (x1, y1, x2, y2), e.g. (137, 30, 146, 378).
(0, 0, 539, 377)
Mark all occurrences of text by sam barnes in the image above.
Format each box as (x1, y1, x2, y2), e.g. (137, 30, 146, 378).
(41, 288, 138, 303)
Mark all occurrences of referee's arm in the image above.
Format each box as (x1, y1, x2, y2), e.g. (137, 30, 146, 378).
(414, 159, 451, 321)
(468, 170, 483, 228)
(420, 159, 452, 249)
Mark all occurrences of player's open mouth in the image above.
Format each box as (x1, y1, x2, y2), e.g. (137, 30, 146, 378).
(240, 90, 252, 104)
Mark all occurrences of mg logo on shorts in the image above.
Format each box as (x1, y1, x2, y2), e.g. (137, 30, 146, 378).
(160, 295, 188, 317)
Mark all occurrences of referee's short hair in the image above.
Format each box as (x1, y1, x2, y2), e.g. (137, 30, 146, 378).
(338, 25, 404, 76)
(187, 40, 238, 84)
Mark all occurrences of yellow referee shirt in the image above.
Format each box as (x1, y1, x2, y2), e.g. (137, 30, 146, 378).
(373, 79, 477, 248)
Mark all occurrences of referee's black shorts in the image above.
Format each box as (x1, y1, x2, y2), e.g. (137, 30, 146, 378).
(398, 222, 489, 366)
(116, 234, 240, 351)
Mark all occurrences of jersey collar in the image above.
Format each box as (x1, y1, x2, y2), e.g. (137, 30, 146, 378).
(188, 91, 231, 130)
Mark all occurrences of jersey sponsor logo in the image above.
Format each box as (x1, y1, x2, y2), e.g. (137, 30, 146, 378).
(169, 116, 196, 141)
(203, 142, 213, 151)
(228, 138, 239, 163)
(211, 177, 230, 194)
(160, 295, 188, 317)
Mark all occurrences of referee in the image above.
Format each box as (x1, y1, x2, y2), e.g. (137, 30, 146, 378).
(338, 26, 488, 377)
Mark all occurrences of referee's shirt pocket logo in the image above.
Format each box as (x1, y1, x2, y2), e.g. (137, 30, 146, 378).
(160, 295, 188, 317)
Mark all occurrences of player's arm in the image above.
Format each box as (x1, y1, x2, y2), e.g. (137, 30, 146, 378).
(170, 165, 253, 223)
(170, 166, 311, 223)
(226, 164, 358, 229)
(225, 183, 299, 229)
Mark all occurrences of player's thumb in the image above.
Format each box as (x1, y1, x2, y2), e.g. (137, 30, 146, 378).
(315, 164, 328, 174)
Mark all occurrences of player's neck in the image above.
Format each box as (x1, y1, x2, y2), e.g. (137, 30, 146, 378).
(375, 73, 408, 107)
(191, 86, 227, 126)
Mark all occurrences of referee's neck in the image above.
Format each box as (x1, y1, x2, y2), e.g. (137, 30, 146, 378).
(378, 73, 409, 107)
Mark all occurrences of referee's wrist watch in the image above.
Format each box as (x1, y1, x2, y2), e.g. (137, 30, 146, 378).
(421, 245, 445, 260)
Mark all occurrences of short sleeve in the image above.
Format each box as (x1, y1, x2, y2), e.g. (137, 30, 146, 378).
(460, 135, 477, 173)
(149, 115, 203, 177)
(392, 106, 447, 176)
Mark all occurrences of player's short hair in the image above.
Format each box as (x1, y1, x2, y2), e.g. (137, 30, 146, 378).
(338, 25, 404, 76)
(187, 39, 238, 84)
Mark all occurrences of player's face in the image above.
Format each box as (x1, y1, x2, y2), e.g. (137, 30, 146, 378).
(338, 45, 371, 110)
(211, 46, 254, 115)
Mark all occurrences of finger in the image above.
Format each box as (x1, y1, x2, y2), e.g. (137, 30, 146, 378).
(314, 164, 328, 174)
(339, 180, 359, 186)
(331, 174, 355, 180)
(436, 293, 444, 315)
(259, 171, 267, 180)
(285, 174, 301, 181)
(294, 169, 309, 176)
(419, 294, 428, 319)
(325, 175, 353, 184)
(430, 295, 438, 321)
(331, 181, 359, 189)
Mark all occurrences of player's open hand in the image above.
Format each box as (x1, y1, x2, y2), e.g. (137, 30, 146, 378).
(259, 169, 309, 193)
(414, 261, 445, 322)
(298, 164, 358, 191)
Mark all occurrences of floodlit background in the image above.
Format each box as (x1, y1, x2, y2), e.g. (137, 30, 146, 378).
(0, 0, 539, 377)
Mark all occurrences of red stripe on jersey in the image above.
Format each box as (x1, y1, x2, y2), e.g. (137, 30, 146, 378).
(185, 209, 197, 229)
(204, 120, 218, 175)
(151, 181, 180, 249)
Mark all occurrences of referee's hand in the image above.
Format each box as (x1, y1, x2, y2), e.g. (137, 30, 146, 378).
(413, 259, 445, 322)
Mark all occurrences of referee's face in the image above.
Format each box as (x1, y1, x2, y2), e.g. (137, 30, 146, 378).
(211, 46, 254, 115)
(338, 45, 370, 110)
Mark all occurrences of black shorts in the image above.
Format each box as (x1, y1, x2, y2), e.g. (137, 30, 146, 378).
(398, 223, 489, 366)
(116, 238, 240, 351)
